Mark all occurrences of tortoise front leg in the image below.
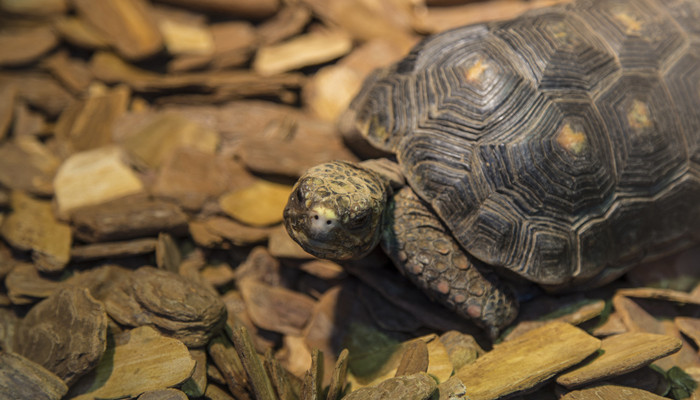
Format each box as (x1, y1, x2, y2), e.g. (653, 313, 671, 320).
(382, 187, 518, 339)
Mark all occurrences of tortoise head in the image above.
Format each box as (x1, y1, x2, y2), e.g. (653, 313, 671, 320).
(283, 161, 389, 261)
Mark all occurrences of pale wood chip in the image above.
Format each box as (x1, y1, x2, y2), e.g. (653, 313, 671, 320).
(219, 180, 293, 227)
(138, 388, 189, 400)
(73, 0, 163, 60)
(617, 287, 700, 305)
(253, 29, 353, 76)
(560, 384, 669, 400)
(201, 217, 273, 247)
(557, 332, 682, 388)
(413, 0, 572, 34)
(53, 146, 145, 218)
(70, 326, 196, 400)
(455, 322, 601, 400)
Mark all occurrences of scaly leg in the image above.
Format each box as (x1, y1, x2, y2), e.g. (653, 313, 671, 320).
(382, 187, 518, 338)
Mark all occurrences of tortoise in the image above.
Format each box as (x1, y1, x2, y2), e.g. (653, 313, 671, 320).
(284, 0, 700, 337)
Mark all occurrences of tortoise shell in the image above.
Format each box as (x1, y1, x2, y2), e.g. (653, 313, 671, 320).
(343, 0, 700, 286)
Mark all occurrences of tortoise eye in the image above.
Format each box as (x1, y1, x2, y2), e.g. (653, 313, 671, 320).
(347, 213, 371, 230)
(296, 188, 304, 203)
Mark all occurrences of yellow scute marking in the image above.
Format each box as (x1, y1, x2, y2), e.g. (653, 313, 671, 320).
(465, 58, 489, 84)
(613, 11, 643, 34)
(627, 99, 653, 132)
(556, 123, 587, 155)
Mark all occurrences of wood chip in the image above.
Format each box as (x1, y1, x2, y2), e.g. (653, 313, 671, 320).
(0, 0, 67, 16)
(258, 5, 312, 45)
(413, 0, 571, 34)
(120, 111, 219, 169)
(70, 238, 158, 260)
(0, 25, 59, 66)
(1, 191, 72, 272)
(73, 0, 163, 60)
(200, 217, 273, 247)
(53, 16, 110, 49)
(229, 322, 277, 400)
(4, 262, 61, 305)
(154, 0, 280, 19)
(42, 51, 94, 94)
(239, 278, 316, 336)
(219, 180, 293, 227)
(105, 266, 227, 347)
(14, 287, 108, 385)
(675, 317, 700, 348)
(138, 388, 189, 400)
(54, 83, 130, 154)
(0, 82, 16, 141)
(71, 198, 188, 242)
(557, 332, 682, 388)
(326, 348, 349, 400)
(0, 72, 73, 118)
(238, 116, 358, 178)
(207, 334, 251, 399)
(343, 372, 437, 400)
(454, 322, 601, 400)
(90, 51, 305, 98)
(616, 287, 700, 305)
(253, 29, 353, 76)
(0, 351, 68, 400)
(300, 348, 323, 400)
(439, 330, 483, 371)
(53, 146, 145, 218)
(70, 326, 196, 400)
(0, 138, 59, 195)
(155, 9, 214, 56)
(303, 39, 405, 121)
(208, 21, 257, 69)
(395, 341, 429, 377)
(181, 348, 208, 398)
(560, 384, 669, 400)
(153, 147, 255, 211)
(268, 224, 312, 258)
